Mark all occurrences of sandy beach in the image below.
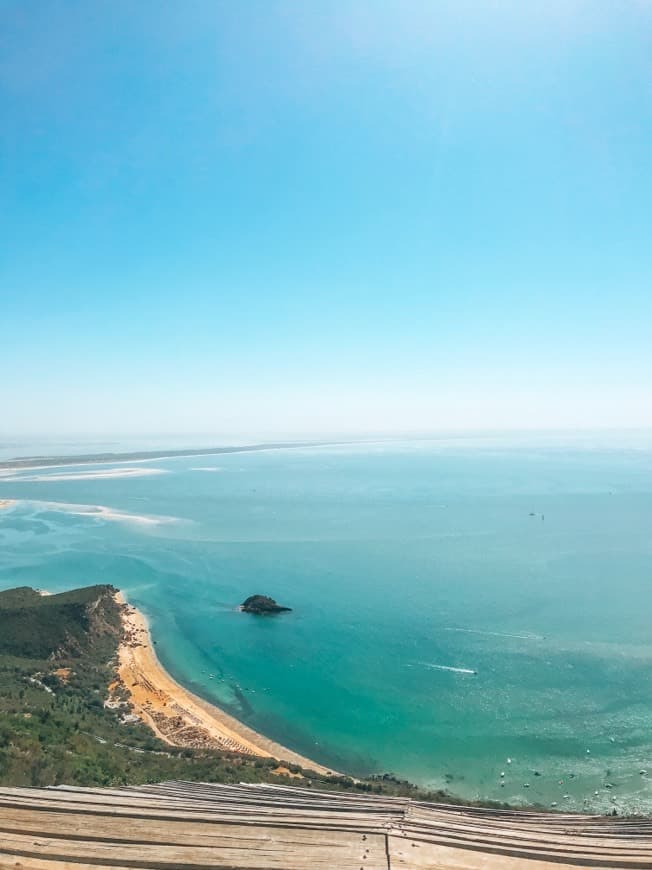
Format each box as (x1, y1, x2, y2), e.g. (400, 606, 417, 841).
(0, 499, 15, 510)
(114, 592, 335, 776)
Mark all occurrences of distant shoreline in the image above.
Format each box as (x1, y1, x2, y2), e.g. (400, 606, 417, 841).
(114, 592, 336, 776)
(0, 441, 343, 473)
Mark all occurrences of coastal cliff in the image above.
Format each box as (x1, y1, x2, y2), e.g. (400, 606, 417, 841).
(0, 584, 121, 661)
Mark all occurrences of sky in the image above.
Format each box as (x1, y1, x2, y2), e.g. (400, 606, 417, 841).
(1, 0, 651, 438)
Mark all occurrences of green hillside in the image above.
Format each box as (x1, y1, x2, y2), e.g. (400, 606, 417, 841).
(0, 584, 121, 660)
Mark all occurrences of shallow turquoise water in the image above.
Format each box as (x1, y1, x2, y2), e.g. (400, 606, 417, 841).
(1, 435, 652, 812)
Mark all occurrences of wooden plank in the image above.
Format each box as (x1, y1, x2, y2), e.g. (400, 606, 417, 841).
(0, 808, 374, 849)
(389, 836, 578, 869)
(0, 829, 387, 870)
(1, 784, 652, 868)
(388, 833, 652, 868)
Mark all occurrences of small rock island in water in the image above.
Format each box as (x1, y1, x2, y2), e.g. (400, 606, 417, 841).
(240, 595, 292, 615)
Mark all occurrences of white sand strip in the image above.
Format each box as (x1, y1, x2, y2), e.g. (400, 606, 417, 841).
(0, 468, 167, 482)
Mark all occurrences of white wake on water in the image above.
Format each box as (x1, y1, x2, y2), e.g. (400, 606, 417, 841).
(445, 627, 544, 641)
(418, 662, 477, 675)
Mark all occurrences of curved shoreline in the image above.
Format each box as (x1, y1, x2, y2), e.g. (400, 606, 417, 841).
(114, 592, 336, 776)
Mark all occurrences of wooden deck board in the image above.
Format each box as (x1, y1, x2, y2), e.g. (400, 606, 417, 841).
(0, 829, 387, 869)
(1, 781, 651, 868)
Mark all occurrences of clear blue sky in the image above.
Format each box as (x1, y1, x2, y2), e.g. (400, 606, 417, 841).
(2, 1, 651, 437)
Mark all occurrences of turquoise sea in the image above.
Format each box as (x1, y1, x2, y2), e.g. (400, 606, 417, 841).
(1, 433, 652, 813)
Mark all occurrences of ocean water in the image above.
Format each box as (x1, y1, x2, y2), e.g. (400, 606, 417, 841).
(1, 434, 652, 813)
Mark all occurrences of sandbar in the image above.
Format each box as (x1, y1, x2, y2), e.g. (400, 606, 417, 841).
(66, 503, 175, 525)
(0, 467, 166, 482)
(113, 592, 335, 776)
(0, 499, 176, 526)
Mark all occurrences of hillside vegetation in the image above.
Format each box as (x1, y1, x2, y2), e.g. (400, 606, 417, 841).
(0, 585, 121, 659)
(0, 584, 452, 802)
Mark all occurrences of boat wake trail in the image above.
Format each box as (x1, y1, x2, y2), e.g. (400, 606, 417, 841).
(419, 662, 477, 675)
(445, 627, 544, 641)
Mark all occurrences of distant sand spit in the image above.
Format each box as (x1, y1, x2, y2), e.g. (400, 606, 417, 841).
(0, 440, 332, 475)
(1, 499, 178, 527)
(65, 503, 175, 525)
(0, 499, 16, 510)
(0, 467, 167, 482)
(114, 593, 335, 775)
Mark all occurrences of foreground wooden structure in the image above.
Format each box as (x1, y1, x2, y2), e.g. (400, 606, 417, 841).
(1, 781, 652, 868)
